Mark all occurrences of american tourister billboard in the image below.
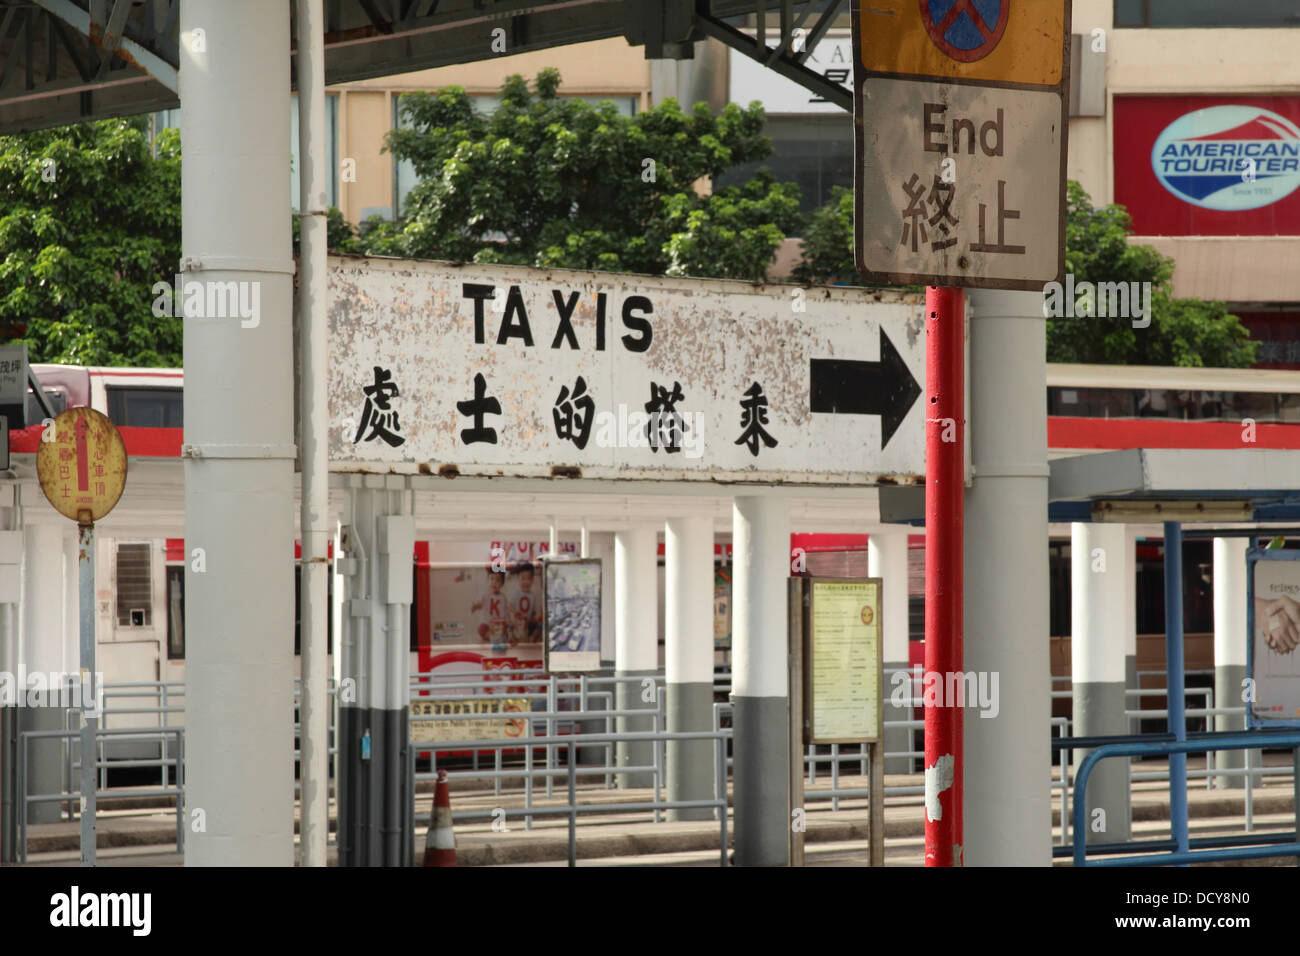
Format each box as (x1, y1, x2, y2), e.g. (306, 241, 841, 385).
(1114, 96, 1300, 236)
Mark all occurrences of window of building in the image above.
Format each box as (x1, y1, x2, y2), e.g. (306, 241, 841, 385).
(711, 113, 853, 217)
(151, 95, 340, 209)
(392, 93, 639, 218)
(106, 386, 183, 428)
(166, 566, 185, 659)
(1115, 0, 1300, 27)
(1048, 541, 1072, 637)
(116, 543, 152, 627)
(290, 93, 341, 211)
(25, 387, 66, 425)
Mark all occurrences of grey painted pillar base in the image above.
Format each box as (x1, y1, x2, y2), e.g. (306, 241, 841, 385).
(1, 706, 16, 860)
(666, 681, 713, 820)
(883, 660, 912, 774)
(338, 705, 408, 866)
(1214, 664, 1254, 789)
(732, 695, 789, 866)
(338, 704, 356, 866)
(615, 669, 657, 789)
(20, 708, 67, 825)
(1073, 681, 1131, 844)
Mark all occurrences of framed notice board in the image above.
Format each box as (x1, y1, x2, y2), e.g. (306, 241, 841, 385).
(803, 577, 883, 744)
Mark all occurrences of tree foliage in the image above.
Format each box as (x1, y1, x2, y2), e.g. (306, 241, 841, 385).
(364, 69, 803, 280)
(792, 185, 863, 286)
(0, 117, 183, 366)
(1050, 180, 1255, 368)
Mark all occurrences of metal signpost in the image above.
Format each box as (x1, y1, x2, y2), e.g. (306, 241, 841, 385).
(35, 407, 128, 866)
(852, 0, 1070, 291)
(853, 0, 1070, 866)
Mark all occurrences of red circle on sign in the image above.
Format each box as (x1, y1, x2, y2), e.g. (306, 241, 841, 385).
(919, 0, 1008, 63)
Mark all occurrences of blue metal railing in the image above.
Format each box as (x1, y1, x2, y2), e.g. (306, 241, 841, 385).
(1071, 731, 1300, 867)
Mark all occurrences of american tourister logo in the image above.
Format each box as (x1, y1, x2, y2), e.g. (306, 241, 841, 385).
(1151, 105, 1300, 212)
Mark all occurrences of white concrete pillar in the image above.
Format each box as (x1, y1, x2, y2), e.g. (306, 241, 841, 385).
(587, 532, 616, 663)
(869, 528, 913, 773)
(963, 289, 1051, 867)
(181, 0, 295, 865)
(664, 518, 715, 820)
(1124, 527, 1138, 696)
(731, 496, 790, 866)
(614, 523, 659, 787)
(1070, 522, 1131, 843)
(1213, 537, 1250, 788)
(22, 518, 65, 676)
(21, 516, 68, 823)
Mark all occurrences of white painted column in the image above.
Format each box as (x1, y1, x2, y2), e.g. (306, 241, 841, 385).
(869, 528, 913, 773)
(21, 516, 67, 823)
(963, 289, 1051, 866)
(1070, 522, 1131, 843)
(586, 532, 616, 664)
(664, 517, 715, 820)
(181, 0, 295, 865)
(731, 496, 790, 866)
(1124, 527, 1139, 698)
(614, 523, 658, 787)
(1213, 537, 1250, 788)
(294, 0, 330, 869)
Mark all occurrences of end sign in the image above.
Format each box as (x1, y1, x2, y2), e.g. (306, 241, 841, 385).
(853, 1, 1070, 291)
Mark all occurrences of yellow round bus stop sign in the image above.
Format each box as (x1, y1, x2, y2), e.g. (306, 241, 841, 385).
(36, 407, 127, 523)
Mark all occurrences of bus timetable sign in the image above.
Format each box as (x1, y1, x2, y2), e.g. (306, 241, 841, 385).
(853, 1, 1070, 291)
(36, 407, 127, 523)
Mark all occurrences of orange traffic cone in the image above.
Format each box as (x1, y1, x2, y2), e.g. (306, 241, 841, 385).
(423, 769, 457, 866)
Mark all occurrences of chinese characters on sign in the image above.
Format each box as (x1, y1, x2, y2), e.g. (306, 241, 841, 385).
(35, 407, 127, 523)
(353, 365, 405, 447)
(853, 2, 1069, 290)
(735, 382, 778, 457)
(329, 258, 928, 483)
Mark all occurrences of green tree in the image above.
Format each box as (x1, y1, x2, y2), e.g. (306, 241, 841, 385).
(792, 185, 863, 286)
(366, 69, 803, 281)
(1051, 180, 1255, 367)
(0, 117, 183, 366)
(795, 179, 1258, 368)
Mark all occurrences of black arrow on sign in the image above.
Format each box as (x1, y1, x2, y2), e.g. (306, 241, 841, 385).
(809, 328, 921, 450)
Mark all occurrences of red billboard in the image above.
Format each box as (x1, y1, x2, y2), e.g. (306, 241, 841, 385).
(1113, 96, 1300, 236)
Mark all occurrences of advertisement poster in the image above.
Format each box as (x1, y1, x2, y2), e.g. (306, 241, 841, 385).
(806, 578, 882, 743)
(424, 564, 545, 655)
(1114, 96, 1300, 236)
(1248, 549, 1300, 727)
(714, 567, 731, 651)
(544, 558, 603, 672)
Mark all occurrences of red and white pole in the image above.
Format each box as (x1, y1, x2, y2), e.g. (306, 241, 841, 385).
(923, 286, 965, 866)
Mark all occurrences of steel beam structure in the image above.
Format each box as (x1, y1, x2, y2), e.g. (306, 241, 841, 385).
(0, 0, 851, 132)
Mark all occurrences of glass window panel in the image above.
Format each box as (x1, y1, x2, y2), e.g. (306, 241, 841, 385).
(1117, 0, 1300, 26)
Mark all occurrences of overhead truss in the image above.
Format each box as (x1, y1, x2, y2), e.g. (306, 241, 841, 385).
(0, 0, 850, 133)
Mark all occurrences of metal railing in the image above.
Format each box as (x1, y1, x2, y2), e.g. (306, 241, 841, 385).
(406, 713, 732, 866)
(17, 726, 184, 863)
(1070, 731, 1300, 867)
